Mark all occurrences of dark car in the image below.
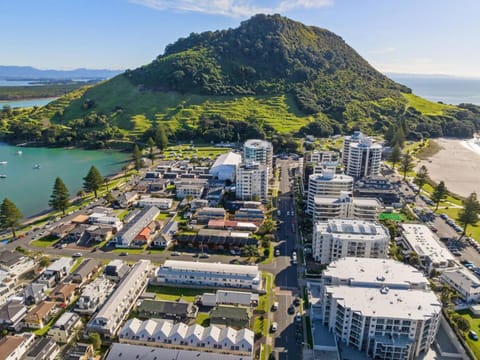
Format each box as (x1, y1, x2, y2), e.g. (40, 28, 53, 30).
(119, 252, 128, 256)
(288, 305, 295, 315)
(293, 297, 301, 306)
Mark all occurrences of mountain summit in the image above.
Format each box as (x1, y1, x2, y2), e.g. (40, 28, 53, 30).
(126, 14, 408, 114)
(3, 14, 478, 148)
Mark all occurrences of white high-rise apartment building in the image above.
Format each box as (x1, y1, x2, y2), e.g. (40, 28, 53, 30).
(306, 169, 354, 215)
(312, 191, 380, 222)
(313, 219, 389, 264)
(243, 139, 273, 174)
(342, 132, 382, 179)
(235, 161, 269, 202)
(309, 257, 441, 359)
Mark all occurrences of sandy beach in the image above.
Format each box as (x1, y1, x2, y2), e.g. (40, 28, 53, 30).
(417, 138, 480, 198)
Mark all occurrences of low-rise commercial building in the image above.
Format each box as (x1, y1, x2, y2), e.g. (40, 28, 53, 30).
(440, 267, 480, 303)
(313, 219, 389, 264)
(309, 257, 441, 359)
(87, 260, 151, 338)
(209, 152, 242, 181)
(157, 260, 262, 291)
(119, 318, 254, 356)
(398, 223, 455, 272)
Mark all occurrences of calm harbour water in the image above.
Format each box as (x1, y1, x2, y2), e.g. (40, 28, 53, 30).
(0, 143, 129, 217)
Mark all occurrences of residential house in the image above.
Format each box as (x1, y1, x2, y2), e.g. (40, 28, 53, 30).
(119, 318, 254, 356)
(156, 261, 262, 291)
(70, 259, 100, 284)
(51, 283, 77, 306)
(114, 207, 160, 248)
(190, 199, 209, 210)
(209, 306, 251, 329)
(0, 300, 27, 331)
(23, 283, 47, 306)
(196, 207, 226, 224)
(23, 337, 60, 360)
(137, 197, 173, 210)
(440, 267, 480, 303)
(148, 179, 168, 192)
(23, 301, 56, 329)
(75, 277, 115, 315)
(104, 259, 130, 282)
(175, 180, 206, 199)
(51, 223, 76, 239)
(199, 290, 259, 307)
(0, 333, 35, 360)
(233, 208, 265, 224)
(48, 312, 82, 343)
(106, 343, 251, 360)
(38, 257, 75, 287)
(151, 218, 178, 249)
(0, 250, 35, 279)
(133, 222, 156, 246)
(87, 260, 151, 339)
(118, 191, 138, 208)
(176, 229, 255, 249)
(137, 300, 197, 323)
(65, 343, 94, 360)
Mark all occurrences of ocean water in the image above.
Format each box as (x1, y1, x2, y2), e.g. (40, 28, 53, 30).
(0, 98, 57, 108)
(0, 143, 129, 217)
(389, 75, 480, 105)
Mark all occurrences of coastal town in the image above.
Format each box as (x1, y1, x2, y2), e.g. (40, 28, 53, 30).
(0, 132, 478, 360)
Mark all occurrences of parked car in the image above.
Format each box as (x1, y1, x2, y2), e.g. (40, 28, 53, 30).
(171, 251, 181, 256)
(288, 305, 295, 315)
(274, 249, 280, 256)
(272, 302, 279, 311)
(270, 322, 278, 332)
(295, 312, 302, 323)
(469, 330, 479, 341)
(119, 252, 128, 256)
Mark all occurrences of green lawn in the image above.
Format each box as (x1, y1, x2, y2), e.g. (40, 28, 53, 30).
(147, 285, 207, 303)
(260, 242, 274, 265)
(156, 213, 172, 220)
(196, 313, 210, 327)
(30, 235, 58, 248)
(403, 93, 455, 116)
(457, 310, 480, 359)
(69, 258, 84, 273)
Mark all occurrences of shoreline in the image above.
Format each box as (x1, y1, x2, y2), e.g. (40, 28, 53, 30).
(20, 161, 131, 227)
(417, 137, 480, 198)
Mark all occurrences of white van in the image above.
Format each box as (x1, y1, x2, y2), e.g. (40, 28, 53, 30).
(272, 302, 279, 311)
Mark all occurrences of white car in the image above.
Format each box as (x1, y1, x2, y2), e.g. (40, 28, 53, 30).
(271, 322, 278, 332)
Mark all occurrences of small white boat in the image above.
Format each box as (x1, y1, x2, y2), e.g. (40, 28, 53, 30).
(16, 150, 22, 155)
(0, 175, 6, 178)
(0, 161, 7, 165)
(33, 164, 40, 169)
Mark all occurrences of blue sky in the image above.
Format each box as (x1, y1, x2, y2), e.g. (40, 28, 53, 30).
(1, 0, 479, 77)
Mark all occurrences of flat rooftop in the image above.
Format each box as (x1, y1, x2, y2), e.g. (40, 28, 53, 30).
(161, 260, 259, 276)
(323, 257, 428, 288)
(400, 224, 455, 265)
(326, 286, 441, 320)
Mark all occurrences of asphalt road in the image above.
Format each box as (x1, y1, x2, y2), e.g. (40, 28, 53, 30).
(271, 159, 302, 359)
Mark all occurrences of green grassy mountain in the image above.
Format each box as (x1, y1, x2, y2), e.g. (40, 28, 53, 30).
(2, 14, 479, 148)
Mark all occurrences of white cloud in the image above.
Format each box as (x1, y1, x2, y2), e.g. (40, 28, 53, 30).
(130, 0, 333, 18)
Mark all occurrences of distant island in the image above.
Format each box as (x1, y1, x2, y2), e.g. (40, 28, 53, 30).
(0, 65, 122, 81)
(1, 14, 480, 150)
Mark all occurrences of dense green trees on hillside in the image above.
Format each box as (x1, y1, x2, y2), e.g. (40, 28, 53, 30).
(1, 14, 480, 147)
